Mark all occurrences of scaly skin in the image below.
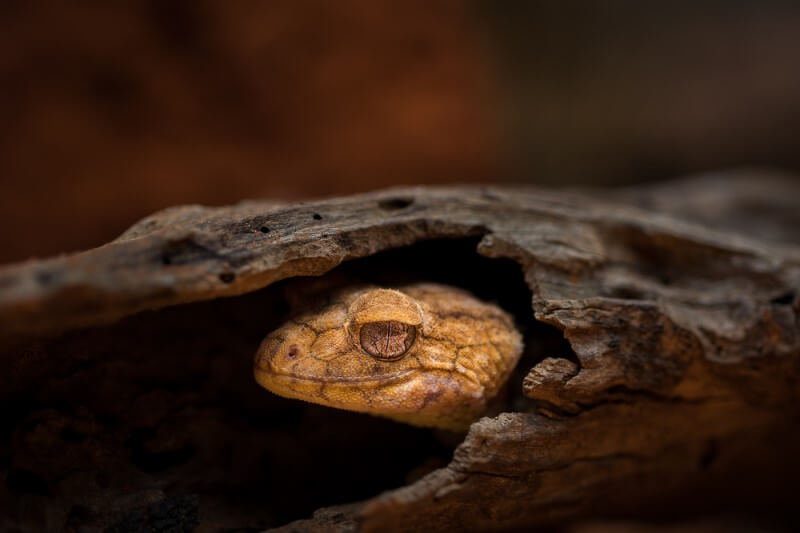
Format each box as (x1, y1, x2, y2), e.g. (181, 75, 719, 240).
(253, 283, 523, 430)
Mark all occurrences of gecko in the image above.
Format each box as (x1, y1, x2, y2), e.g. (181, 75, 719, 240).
(253, 282, 523, 430)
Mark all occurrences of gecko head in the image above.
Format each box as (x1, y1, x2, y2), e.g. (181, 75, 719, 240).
(253, 283, 520, 430)
(254, 288, 427, 407)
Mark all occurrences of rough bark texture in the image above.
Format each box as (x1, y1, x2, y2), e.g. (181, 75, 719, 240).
(0, 175, 798, 531)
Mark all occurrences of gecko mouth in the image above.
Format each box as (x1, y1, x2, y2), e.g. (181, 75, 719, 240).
(258, 369, 415, 386)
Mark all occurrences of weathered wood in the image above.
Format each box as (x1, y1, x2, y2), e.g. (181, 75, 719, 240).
(0, 177, 798, 531)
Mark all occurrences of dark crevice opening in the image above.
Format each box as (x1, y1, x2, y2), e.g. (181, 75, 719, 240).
(234, 236, 574, 525)
(240, 237, 574, 525)
(325, 236, 578, 413)
(378, 197, 414, 210)
(770, 291, 795, 306)
(3, 237, 576, 531)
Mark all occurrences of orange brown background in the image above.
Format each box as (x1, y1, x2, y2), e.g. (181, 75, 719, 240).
(2, 1, 800, 264)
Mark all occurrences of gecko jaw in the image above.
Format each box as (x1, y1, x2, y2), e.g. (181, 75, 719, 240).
(255, 368, 416, 388)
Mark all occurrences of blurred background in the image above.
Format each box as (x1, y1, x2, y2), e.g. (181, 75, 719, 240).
(2, 1, 800, 264)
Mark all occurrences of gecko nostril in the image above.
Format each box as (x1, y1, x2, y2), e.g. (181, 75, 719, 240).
(286, 345, 299, 359)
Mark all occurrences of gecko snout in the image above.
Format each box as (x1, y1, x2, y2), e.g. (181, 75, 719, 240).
(255, 332, 311, 374)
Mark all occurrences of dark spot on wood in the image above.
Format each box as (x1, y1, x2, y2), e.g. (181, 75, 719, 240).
(312, 213, 323, 220)
(481, 189, 501, 201)
(336, 233, 354, 248)
(160, 238, 219, 266)
(36, 270, 56, 285)
(230, 215, 277, 236)
(379, 197, 414, 210)
(608, 286, 647, 300)
(770, 291, 795, 306)
(218, 272, 235, 283)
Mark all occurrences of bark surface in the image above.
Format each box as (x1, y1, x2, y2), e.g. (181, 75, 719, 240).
(0, 175, 798, 531)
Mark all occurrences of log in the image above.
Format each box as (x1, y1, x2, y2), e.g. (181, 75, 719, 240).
(0, 174, 798, 531)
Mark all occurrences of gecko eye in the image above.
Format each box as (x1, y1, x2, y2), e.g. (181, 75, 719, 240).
(359, 320, 417, 361)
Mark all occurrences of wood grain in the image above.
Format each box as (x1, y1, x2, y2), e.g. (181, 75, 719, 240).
(0, 175, 798, 531)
